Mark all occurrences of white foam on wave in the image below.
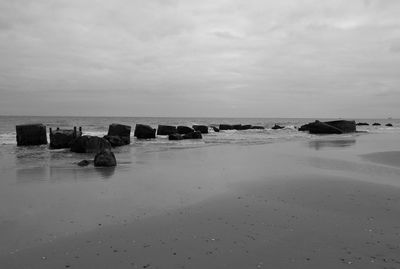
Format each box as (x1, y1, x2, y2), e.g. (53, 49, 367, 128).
(0, 132, 17, 145)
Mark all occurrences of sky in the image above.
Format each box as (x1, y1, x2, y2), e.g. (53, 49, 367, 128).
(0, 0, 400, 118)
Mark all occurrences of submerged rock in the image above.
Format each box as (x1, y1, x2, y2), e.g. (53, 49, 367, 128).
(183, 131, 202, 139)
(386, 123, 393, 127)
(134, 124, 156, 139)
(271, 124, 284, 130)
(94, 150, 117, 167)
(356, 122, 369, 126)
(372, 123, 381, 126)
(70, 136, 111, 153)
(212, 126, 220, 132)
(192, 125, 208, 134)
(157, 125, 178, 136)
(16, 124, 47, 146)
(233, 124, 243, 130)
(177, 126, 194, 134)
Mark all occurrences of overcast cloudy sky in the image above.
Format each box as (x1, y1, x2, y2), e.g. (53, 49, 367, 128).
(0, 0, 399, 118)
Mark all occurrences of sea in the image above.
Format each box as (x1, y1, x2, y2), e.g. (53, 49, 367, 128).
(1, 116, 399, 147)
(1, 115, 399, 170)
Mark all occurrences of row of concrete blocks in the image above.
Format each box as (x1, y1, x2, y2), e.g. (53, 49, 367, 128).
(15, 123, 217, 147)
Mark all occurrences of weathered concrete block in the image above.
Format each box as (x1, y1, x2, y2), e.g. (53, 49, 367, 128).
(50, 127, 82, 149)
(177, 126, 194, 134)
(134, 124, 156, 139)
(183, 131, 202, 139)
(192, 125, 208, 134)
(16, 124, 47, 146)
(157, 125, 178, 136)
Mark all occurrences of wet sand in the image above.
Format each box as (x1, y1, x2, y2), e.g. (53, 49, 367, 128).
(1, 133, 400, 268)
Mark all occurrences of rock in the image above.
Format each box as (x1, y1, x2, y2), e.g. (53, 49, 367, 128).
(94, 150, 117, 167)
(356, 122, 369, 126)
(251, 126, 265, 129)
(372, 123, 381, 126)
(168, 133, 183, 140)
(310, 121, 343, 134)
(212, 126, 220, 132)
(386, 123, 393, 127)
(108, 123, 131, 137)
(70, 136, 112, 153)
(325, 120, 356, 133)
(241, 125, 252, 130)
(107, 123, 131, 145)
(183, 131, 202, 139)
(219, 124, 233, 130)
(233, 124, 243, 130)
(299, 120, 356, 134)
(177, 126, 194, 134)
(271, 124, 284, 130)
(192, 125, 208, 134)
(16, 124, 47, 146)
(77, 160, 90, 167)
(157, 125, 178, 136)
(134, 124, 156, 139)
(104, 135, 128, 147)
(50, 127, 82, 149)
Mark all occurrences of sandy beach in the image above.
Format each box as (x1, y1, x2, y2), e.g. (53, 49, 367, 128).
(1, 132, 400, 269)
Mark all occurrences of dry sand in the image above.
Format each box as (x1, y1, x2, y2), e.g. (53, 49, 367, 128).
(1, 133, 400, 268)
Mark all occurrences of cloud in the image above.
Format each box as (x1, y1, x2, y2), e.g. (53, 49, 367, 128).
(0, 0, 400, 117)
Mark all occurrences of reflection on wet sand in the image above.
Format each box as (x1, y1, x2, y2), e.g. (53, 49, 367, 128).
(16, 165, 115, 183)
(308, 139, 356, 150)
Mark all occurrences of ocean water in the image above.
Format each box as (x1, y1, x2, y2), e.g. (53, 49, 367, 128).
(1, 116, 399, 147)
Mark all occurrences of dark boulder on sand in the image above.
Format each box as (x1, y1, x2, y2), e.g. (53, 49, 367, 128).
(233, 124, 243, 130)
(219, 124, 233, 130)
(299, 120, 356, 134)
(70, 136, 111, 153)
(106, 123, 131, 146)
(212, 126, 220, 132)
(356, 122, 369, 126)
(271, 124, 284, 130)
(251, 126, 265, 130)
(94, 150, 117, 167)
(183, 131, 202, 139)
(192, 125, 208, 134)
(372, 123, 381, 126)
(177, 126, 194, 134)
(168, 133, 183, 140)
(16, 124, 47, 146)
(50, 127, 82, 149)
(386, 123, 393, 127)
(241, 125, 252, 130)
(157, 125, 177, 136)
(134, 124, 156, 139)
